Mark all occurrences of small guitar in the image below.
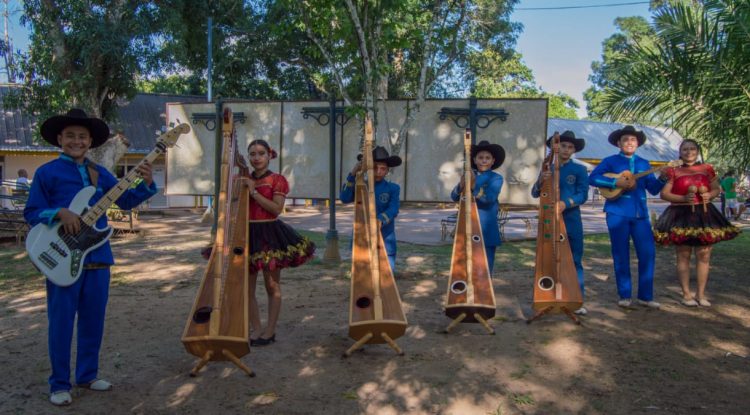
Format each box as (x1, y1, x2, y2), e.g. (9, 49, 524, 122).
(26, 123, 190, 287)
(598, 159, 682, 200)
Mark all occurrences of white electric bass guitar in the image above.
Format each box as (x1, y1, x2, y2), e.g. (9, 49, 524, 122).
(26, 123, 190, 287)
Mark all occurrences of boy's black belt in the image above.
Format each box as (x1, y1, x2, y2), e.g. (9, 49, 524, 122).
(83, 263, 110, 270)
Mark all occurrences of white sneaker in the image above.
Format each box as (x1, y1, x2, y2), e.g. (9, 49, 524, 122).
(617, 299, 632, 308)
(636, 299, 661, 309)
(573, 307, 587, 315)
(49, 391, 72, 406)
(79, 379, 113, 391)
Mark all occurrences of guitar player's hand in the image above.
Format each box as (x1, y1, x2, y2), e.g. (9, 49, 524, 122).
(615, 176, 634, 190)
(57, 208, 81, 235)
(135, 161, 153, 186)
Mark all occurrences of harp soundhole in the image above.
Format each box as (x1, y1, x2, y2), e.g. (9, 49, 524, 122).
(233, 247, 244, 255)
(450, 280, 467, 294)
(538, 276, 555, 291)
(460, 195, 466, 201)
(355, 297, 371, 309)
(472, 234, 481, 243)
(541, 192, 548, 197)
(559, 234, 566, 242)
(193, 306, 213, 324)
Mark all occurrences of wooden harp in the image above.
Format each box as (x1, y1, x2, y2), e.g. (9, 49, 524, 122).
(444, 129, 496, 334)
(182, 108, 254, 376)
(344, 117, 408, 357)
(528, 132, 583, 324)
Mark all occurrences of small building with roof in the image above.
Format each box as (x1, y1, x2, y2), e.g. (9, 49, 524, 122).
(547, 118, 682, 167)
(0, 84, 205, 208)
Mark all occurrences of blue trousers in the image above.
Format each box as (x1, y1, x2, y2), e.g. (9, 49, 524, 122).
(564, 213, 585, 298)
(485, 246, 497, 275)
(605, 213, 655, 301)
(46, 268, 110, 393)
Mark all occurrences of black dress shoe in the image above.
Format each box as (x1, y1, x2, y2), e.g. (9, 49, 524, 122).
(250, 334, 276, 347)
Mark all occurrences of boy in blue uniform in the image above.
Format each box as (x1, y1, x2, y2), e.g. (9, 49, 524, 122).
(24, 109, 158, 406)
(450, 140, 505, 274)
(531, 131, 589, 315)
(588, 125, 667, 309)
(340, 146, 401, 272)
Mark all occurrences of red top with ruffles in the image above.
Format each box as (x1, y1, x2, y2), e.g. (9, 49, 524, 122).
(248, 171, 289, 220)
(664, 163, 715, 204)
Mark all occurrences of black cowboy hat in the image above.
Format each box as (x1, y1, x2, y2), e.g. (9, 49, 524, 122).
(607, 125, 646, 147)
(547, 130, 585, 152)
(471, 140, 505, 170)
(357, 146, 402, 167)
(40, 108, 110, 149)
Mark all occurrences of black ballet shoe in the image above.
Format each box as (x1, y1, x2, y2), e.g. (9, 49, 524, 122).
(250, 334, 276, 347)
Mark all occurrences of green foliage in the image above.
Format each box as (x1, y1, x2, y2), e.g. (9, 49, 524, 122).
(6, 0, 160, 129)
(584, 15, 657, 121)
(136, 75, 205, 96)
(594, 0, 750, 168)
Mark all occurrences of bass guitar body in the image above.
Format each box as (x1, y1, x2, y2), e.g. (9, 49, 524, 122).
(26, 186, 111, 287)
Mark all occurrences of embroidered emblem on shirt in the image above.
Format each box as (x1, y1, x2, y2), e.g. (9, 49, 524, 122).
(379, 192, 390, 204)
(566, 174, 576, 185)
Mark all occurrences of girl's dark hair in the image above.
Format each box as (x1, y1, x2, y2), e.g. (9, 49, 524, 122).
(679, 139, 703, 165)
(248, 139, 277, 159)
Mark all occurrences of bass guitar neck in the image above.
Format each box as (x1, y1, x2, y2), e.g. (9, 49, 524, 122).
(26, 124, 190, 287)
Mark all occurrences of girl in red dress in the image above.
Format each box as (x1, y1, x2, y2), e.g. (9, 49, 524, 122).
(245, 139, 315, 345)
(654, 139, 739, 307)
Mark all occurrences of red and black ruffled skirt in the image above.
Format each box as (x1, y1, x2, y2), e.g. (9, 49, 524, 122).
(654, 203, 740, 246)
(248, 219, 315, 272)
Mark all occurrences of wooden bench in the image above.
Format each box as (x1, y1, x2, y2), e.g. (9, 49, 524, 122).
(440, 212, 458, 241)
(440, 205, 537, 242)
(107, 208, 139, 235)
(0, 208, 30, 245)
(497, 205, 536, 240)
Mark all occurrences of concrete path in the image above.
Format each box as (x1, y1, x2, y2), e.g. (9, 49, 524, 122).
(281, 199, 700, 246)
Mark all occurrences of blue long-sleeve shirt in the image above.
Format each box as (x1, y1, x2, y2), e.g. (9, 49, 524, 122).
(340, 173, 400, 256)
(24, 154, 158, 265)
(451, 170, 504, 247)
(588, 152, 665, 219)
(532, 159, 589, 224)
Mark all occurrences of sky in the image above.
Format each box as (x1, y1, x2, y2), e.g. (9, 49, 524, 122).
(512, 0, 653, 118)
(2, 1, 654, 119)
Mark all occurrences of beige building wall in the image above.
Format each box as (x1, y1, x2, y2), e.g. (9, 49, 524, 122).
(167, 99, 548, 205)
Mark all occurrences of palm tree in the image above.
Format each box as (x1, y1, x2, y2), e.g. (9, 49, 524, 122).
(598, 0, 750, 166)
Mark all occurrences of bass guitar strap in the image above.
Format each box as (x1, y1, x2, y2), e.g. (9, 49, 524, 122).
(86, 163, 99, 188)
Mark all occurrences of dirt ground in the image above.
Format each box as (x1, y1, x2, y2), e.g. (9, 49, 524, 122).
(1, 210, 749, 415)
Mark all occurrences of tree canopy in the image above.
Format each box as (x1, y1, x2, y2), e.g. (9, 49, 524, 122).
(589, 0, 750, 168)
(7, 0, 583, 148)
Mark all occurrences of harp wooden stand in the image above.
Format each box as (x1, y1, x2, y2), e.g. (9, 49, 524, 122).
(344, 117, 408, 357)
(182, 109, 255, 376)
(443, 129, 496, 335)
(527, 132, 583, 325)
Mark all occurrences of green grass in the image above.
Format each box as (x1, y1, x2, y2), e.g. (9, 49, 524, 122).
(510, 393, 535, 406)
(0, 247, 40, 285)
(3, 229, 749, 290)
